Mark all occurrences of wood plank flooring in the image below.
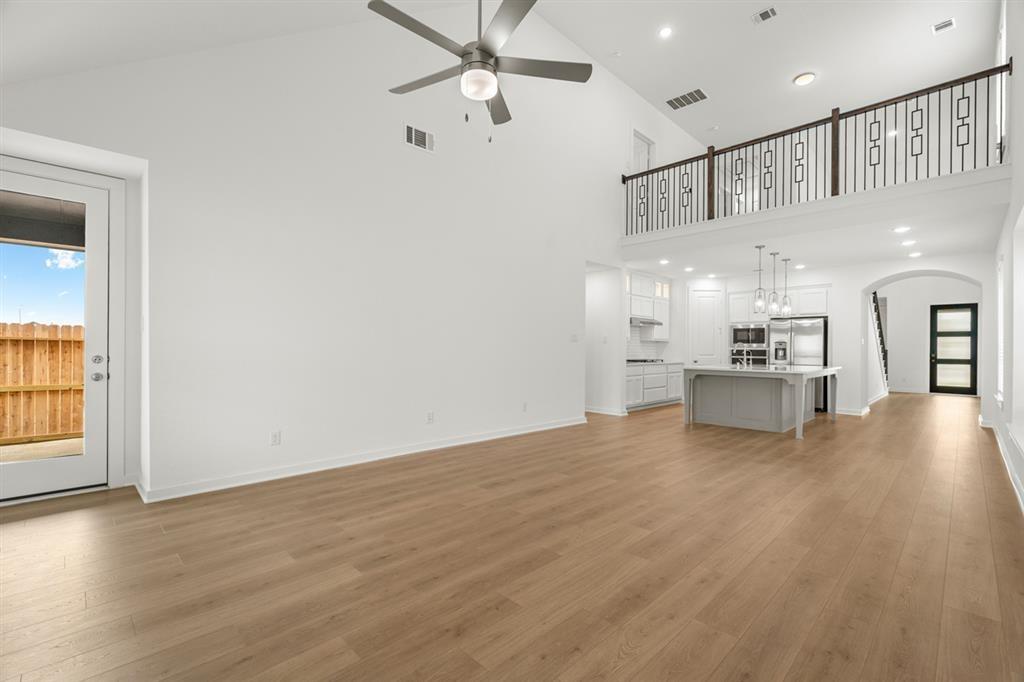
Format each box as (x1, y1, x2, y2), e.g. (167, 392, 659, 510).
(1, 393, 1022, 681)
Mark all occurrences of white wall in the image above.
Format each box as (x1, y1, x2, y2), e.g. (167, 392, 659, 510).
(0, 7, 703, 498)
(585, 267, 625, 415)
(876, 276, 981, 393)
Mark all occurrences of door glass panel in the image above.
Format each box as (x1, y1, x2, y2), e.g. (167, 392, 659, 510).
(936, 309, 972, 332)
(936, 336, 972, 360)
(0, 196, 87, 465)
(936, 364, 971, 388)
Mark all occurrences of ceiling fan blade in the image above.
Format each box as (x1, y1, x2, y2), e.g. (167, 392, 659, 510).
(389, 65, 462, 94)
(496, 56, 593, 83)
(488, 89, 512, 125)
(367, 0, 465, 57)
(479, 0, 537, 56)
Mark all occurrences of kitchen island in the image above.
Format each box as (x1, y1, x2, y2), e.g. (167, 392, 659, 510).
(683, 365, 841, 439)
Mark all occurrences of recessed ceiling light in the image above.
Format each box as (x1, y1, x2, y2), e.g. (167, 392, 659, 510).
(708, 273, 717, 278)
(892, 226, 911, 233)
(901, 239, 917, 246)
(792, 72, 816, 86)
(908, 252, 922, 258)
(684, 266, 694, 272)
(611, 50, 623, 57)
(707, 125, 720, 132)
(794, 264, 806, 270)
(658, 26, 673, 39)
(659, 259, 670, 265)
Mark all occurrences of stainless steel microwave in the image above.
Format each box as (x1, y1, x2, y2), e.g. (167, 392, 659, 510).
(730, 323, 768, 348)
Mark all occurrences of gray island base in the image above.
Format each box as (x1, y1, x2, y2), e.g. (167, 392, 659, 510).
(682, 365, 841, 440)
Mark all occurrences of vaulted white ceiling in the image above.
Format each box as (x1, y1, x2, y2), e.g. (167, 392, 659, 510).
(0, 0, 462, 86)
(536, 0, 1002, 148)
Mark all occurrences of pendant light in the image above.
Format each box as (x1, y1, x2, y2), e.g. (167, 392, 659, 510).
(768, 251, 780, 315)
(781, 258, 792, 315)
(753, 245, 767, 313)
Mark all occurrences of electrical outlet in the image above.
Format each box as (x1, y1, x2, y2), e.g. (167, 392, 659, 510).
(426, 411, 435, 425)
(270, 430, 282, 446)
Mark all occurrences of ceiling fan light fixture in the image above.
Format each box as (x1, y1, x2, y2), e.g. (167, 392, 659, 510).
(460, 64, 498, 101)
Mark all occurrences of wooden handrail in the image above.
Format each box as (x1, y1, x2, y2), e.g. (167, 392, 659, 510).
(621, 150, 709, 183)
(840, 60, 1012, 119)
(713, 116, 832, 156)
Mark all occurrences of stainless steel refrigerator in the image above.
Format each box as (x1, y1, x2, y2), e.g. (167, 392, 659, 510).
(770, 316, 829, 410)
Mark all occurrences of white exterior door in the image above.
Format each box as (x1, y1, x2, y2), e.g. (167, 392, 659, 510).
(688, 289, 723, 365)
(0, 169, 109, 500)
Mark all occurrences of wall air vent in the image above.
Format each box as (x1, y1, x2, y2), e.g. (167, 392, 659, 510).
(666, 89, 707, 111)
(752, 7, 777, 24)
(931, 18, 956, 34)
(404, 124, 435, 152)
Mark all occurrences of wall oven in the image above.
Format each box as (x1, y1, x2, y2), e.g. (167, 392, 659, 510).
(729, 323, 768, 348)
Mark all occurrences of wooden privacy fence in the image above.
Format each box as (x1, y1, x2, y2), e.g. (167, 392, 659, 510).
(0, 323, 84, 446)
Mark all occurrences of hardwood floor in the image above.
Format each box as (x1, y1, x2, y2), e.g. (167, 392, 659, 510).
(1, 393, 1022, 681)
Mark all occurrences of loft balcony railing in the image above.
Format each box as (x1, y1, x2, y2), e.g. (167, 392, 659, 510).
(622, 61, 1013, 236)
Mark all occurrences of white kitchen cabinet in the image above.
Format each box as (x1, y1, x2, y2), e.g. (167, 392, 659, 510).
(626, 376, 643, 406)
(630, 295, 654, 318)
(667, 372, 683, 399)
(631, 274, 655, 298)
(795, 287, 828, 315)
(643, 386, 668, 403)
(728, 292, 751, 323)
(652, 298, 671, 341)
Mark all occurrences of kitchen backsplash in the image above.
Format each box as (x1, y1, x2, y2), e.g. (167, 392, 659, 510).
(627, 326, 666, 360)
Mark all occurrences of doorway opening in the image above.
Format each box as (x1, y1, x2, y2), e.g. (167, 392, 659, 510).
(632, 130, 654, 173)
(930, 303, 978, 395)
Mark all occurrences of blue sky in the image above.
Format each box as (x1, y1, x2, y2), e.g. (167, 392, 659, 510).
(0, 243, 86, 326)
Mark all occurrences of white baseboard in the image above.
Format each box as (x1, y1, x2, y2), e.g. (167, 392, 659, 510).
(136, 416, 588, 503)
(837, 407, 870, 417)
(585, 406, 628, 417)
(868, 390, 889, 406)
(993, 423, 1024, 516)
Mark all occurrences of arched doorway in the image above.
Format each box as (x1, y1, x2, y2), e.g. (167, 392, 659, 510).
(859, 270, 983, 410)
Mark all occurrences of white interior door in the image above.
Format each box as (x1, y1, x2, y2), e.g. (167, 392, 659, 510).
(688, 289, 723, 365)
(632, 132, 653, 172)
(0, 170, 109, 500)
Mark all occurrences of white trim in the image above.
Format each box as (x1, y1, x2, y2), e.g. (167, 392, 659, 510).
(993, 425, 1024, 515)
(135, 416, 587, 503)
(868, 390, 889, 406)
(626, 400, 683, 412)
(838, 407, 870, 417)
(586, 406, 629, 417)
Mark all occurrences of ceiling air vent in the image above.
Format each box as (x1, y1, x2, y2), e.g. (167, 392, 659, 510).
(666, 89, 707, 111)
(932, 18, 956, 34)
(752, 7, 777, 24)
(404, 124, 435, 152)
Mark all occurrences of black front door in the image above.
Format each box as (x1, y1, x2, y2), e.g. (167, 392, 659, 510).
(929, 303, 978, 395)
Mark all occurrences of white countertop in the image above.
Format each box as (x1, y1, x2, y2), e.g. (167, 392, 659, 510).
(683, 364, 842, 377)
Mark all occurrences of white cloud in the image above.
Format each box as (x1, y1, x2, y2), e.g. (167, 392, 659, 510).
(58, 290, 70, 297)
(45, 249, 83, 270)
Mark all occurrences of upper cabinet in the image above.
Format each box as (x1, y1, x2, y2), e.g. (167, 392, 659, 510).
(628, 271, 672, 342)
(630, 295, 654, 318)
(794, 287, 829, 315)
(631, 274, 655, 298)
(652, 298, 670, 341)
(728, 286, 829, 320)
(728, 292, 752, 323)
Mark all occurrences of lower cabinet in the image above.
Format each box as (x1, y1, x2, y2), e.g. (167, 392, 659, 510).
(626, 376, 643, 406)
(627, 364, 684, 409)
(667, 372, 683, 399)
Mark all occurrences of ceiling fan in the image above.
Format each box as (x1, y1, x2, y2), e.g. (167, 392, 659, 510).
(368, 0, 593, 125)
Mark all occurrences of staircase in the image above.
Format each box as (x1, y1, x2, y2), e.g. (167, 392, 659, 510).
(871, 291, 889, 385)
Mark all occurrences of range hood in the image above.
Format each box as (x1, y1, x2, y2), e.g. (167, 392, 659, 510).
(630, 316, 663, 327)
